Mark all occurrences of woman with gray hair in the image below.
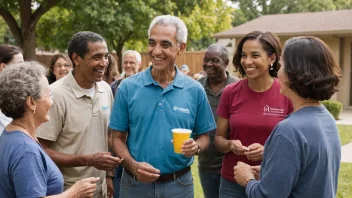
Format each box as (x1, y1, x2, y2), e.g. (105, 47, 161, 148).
(0, 61, 99, 197)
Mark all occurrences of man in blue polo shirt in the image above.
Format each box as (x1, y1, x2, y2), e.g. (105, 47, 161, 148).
(109, 15, 216, 198)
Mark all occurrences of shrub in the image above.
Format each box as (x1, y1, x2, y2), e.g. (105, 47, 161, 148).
(321, 100, 343, 120)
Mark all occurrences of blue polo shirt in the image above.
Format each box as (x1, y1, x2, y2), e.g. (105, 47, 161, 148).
(109, 66, 216, 174)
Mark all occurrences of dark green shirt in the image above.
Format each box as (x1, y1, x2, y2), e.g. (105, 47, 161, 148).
(197, 71, 239, 173)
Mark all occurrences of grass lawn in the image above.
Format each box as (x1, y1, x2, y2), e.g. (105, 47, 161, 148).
(338, 124, 352, 145)
(191, 124, 352, 198)
(337, 163, 352, 198)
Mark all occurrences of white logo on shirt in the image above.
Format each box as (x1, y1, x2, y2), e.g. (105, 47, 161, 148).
(263, 105, 285, 116)
(264, 105, 270, 112)
(173, 106, 190, 114)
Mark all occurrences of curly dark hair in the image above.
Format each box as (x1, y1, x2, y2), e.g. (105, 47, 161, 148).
(233, 31, 282, 77)
(282, 36, 342, 100)
(68, 31, 105, 67)
(0, 61, 46, 119)
(0, 45, 22, 64)
(47, 54, 72, 84)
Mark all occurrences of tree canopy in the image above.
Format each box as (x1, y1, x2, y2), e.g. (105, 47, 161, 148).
(0, 0, 65, 59)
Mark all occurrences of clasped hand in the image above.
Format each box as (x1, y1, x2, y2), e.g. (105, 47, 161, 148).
(228, 140, 264, 161)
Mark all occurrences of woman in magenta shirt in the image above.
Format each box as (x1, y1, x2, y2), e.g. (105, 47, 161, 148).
(215, 31, 293, 198)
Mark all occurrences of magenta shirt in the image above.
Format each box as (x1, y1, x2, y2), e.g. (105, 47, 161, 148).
(217, 78, 293, 182)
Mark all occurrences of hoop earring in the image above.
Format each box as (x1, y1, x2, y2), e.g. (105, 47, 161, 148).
(34, 109, 36, 114)
(270, 64, 274, 71)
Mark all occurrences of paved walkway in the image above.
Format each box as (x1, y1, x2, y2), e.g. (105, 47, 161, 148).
(337, 110, 352, 163)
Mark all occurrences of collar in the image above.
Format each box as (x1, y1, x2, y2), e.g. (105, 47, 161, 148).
(67, 72, 104, 99)
(142, 65, 185, 88)
(201, 71, 235, 91)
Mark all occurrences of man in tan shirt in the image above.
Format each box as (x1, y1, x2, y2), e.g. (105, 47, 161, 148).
(37, 31, 122, 198)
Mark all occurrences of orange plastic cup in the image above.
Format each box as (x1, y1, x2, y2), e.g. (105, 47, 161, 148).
(172, 128, 192, 154)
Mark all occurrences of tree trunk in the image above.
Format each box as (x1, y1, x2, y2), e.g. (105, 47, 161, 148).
(22, 29, 36, 60)
(115, 42, 125, 74)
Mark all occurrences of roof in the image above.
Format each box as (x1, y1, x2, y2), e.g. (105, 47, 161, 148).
(214, 10, 352, 38)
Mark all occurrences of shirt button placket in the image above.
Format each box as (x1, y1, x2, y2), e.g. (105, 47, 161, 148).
(158, 97, 164, 111)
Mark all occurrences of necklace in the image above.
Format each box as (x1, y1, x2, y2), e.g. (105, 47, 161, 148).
(10, 121, 38, 142)
(293, 100, 320, 111)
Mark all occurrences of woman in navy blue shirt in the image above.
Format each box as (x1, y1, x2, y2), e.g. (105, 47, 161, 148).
(0, 61, 99, 197)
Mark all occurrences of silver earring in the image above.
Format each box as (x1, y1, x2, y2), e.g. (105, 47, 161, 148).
(270, 64, 274, 71)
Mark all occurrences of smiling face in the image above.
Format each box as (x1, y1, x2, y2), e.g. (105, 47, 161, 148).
(122, 53, 141, 77)
(34, 75, 54, 125)
(53, 57, 72, 80)
(203, 49, 228, 79)
(73, 41, 109, 88)
(148, 24, 186, 71)
(0, 53, 24, 72)
(240, 40, 273, 80)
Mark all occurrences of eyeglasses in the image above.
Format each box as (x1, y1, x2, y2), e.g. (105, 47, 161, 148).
(123, 61, 137, 65)
(54, 64, 72, 68)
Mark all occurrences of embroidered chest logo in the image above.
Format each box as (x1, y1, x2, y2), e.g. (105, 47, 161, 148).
(173, 106, 190, 114)
(101, 106, 109, 111)
(263, 105, 285, 116)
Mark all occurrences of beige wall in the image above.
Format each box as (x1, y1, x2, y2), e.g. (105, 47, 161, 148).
(339, 37, 352, 108)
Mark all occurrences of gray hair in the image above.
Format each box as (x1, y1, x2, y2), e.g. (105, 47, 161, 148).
(148, 15, 188, 44)
(0, 61, 46, 119)
(123, 50, 142, 63)
(206, 44, 229, 62)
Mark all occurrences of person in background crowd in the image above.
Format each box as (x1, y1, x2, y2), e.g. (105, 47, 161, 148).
(197, 43, 238, 198)
(0, 61, 99, 198)
(0, 44, 24, 135)
(193, 72, 204, 80)
(47, 54, 73, 84)
(110, 15, 215, 198)
(104, 55, 119, 84)
(110, 50, 142, 96)
(37, 31, 122, 198)
(234, 36, 341, 198)
(215, 31, 293, 198)
(180, 64, 190, 75)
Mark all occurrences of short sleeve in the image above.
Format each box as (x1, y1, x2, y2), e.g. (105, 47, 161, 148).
(109, 82, 129, 132)
(193, 88, 216, 135)
(12, 152, 47, 198)
(216, 85, 231, 119)
(37, 100, 64, 141)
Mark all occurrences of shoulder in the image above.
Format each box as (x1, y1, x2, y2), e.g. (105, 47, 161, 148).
(50, 77, 67, 91)
(197, 76, 206, 86)
(49, 77, 71, 100)
(184, 75, 205, 92)
(223, 78, 245, 93)
(2, 132, 41, 156)
(227, 73, 240, 83)
(119, 72, 144, 87)
(97, 80, 113, 92)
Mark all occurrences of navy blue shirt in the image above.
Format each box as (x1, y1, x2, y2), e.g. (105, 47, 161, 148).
(109, 66, 216, 174)
(0, 130, 64, 197)
(246, 106, 341, 198)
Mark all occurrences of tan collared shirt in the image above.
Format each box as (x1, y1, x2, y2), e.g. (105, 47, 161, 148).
(37, 72, 113, 197)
